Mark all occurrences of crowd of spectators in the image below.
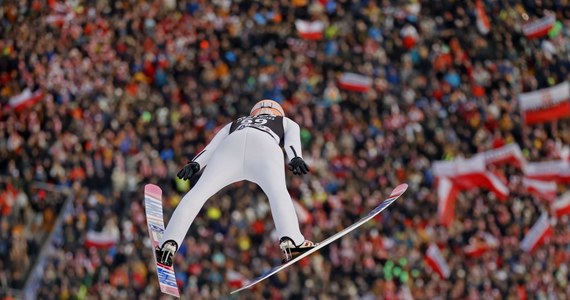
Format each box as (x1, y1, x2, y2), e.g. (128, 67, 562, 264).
(0, 178, 66, 296)
(1, 0, 570, 299)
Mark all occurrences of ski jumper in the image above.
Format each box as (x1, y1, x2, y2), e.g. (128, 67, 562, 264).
(159, 114, 306, 248)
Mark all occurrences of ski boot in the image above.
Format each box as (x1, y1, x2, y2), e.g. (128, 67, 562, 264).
(155, 240, 178, 267)
(279, 237, 317, 263)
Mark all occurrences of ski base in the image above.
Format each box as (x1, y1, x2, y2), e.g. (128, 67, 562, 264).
(144, 184, 180, 298)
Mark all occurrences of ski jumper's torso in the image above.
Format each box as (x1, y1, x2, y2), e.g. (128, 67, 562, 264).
(230, 115, 285, 147)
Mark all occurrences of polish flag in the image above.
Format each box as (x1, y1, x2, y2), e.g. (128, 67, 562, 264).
(424, 244, 450, 279)
(293, 199, 313, 224)
(520, 213, 554, 253)
(46, 1, 75, 26)
(295, 20, 325, 40)
(524, 160, 570, 183)
(84, 230, 120, 249)
(552, 192, 570, 218)
(519, 81, 570, 125)
(523, 15, 556, 39)
(432, 155, 485, 180)
(400, 24, 419, 50)
(338, 72, 372, 92)
(464, 232, 500, 258)
(480, 171, 510, 201)
(522, 178, 557, 202)
(475, 0, 491, 35)
(433, 156, 509, 200)
(437, 177, 459, 227)
(227, 270, 247, 289)
(478, 143, 526, 169)
(9, 89, 44, 112)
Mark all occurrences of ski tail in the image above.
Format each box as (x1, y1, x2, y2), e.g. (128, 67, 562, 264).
(144, 184, 180, 298)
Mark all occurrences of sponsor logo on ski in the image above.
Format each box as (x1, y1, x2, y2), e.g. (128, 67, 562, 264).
(149, 223, 164, 233)
(368, 197, 397, 216)
(157, 266, 177, 287)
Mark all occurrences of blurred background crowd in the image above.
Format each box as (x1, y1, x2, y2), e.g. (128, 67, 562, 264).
(1, 0, 570, 299)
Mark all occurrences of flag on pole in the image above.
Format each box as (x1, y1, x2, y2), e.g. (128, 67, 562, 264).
(523, 15, 556, 39)
(400, 24, 419, 49)
(46, 1, 75, 26)
(227, 270, 247, 289)
(338, 72, 372, 92)
(520, 212, 554, 253)
(475, 0, 490, 35)
(464, 232, 500, 258)
(518, 81, 570, 124)
(9, 89, 44, 112)
(552, 192, 570, 218)
(524, 160, 570, 183)
(84, 230, 120, 249)
(433, 156, 509, 200)
(437, 177, 459, 227)
(424, 244, 450, 279)
(522, 178, 557, 202)
(295, 20, 325, 40)
(478, 143, 526, 168)
(481, 171, 510, 201)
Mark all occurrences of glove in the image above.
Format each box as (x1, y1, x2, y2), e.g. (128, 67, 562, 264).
(288, 157, 309, 175)
(177, 162, 200, 181)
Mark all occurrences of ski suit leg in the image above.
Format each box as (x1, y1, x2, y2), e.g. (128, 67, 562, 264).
(159, 131, 246, 248)
(244, 129, 305, 246)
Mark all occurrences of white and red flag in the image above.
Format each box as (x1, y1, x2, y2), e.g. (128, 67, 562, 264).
(46, 1, 75, 26)
(520, 212, 554, 253)
(480, 171, 510, 201)
(400, 24, 419, 49)
(524, 160, 570, 183)
(522, 177, 557, 202)
(424, 244, 450, 279)
(433, 156, 509, 200)
(464, 232, 500, 258)
(478, 143, 526, 168)
(227, 270, 247, 289)
(475, 0, 491, 35)
(338, 72, 372, 92)
(295, 20, 325, 40)
(84, 230, 120, 249)
(523, 15, 556, 39)
(518, 81, 570, 124)
(437, 177, 460, 227)
(552, 192, 570, 218)
(9, 89, 44, 112)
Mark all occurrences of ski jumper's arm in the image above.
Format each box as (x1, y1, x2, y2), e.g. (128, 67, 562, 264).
(283, 117, 304, 162)
(192, 123, 231, 168)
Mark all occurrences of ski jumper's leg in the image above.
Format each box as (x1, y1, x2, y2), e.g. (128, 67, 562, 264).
(245, 129, 305, 246)
(159, 131, 246, 248)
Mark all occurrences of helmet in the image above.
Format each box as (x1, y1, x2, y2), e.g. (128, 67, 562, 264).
(250, 99, 285, 117)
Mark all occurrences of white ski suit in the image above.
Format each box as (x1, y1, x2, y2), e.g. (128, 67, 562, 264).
(159, 114, 306, 249)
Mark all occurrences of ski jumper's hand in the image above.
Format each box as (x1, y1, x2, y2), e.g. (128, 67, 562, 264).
(177, 162, 200, 180)
(288, 157, 309, 175)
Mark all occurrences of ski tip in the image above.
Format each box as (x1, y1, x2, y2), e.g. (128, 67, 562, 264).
(390, 183, 408, 198)
(144, 184, 162, 198)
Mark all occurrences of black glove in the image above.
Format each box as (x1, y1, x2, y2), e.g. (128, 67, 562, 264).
(177, 162, 200, 180)
(288, 157, 309, 175)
